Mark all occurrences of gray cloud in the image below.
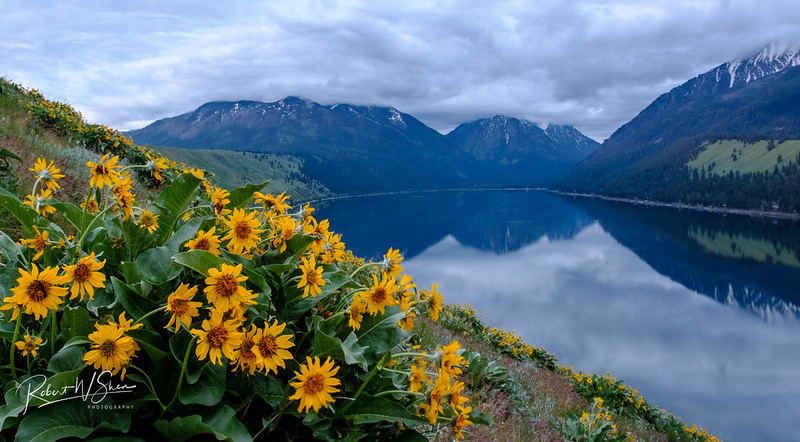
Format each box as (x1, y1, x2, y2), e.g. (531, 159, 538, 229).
(2, 0, 799, 141)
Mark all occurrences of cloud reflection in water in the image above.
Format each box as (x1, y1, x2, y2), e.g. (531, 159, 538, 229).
(404, 223, 800, 442)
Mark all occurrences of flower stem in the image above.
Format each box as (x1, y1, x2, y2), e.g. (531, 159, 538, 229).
(348, 262, 379, 279)
(134, 305, 168, 327)
(10, 313, 22, 380)
(50, 309, 57, 355)
(162, 334, 197, 415)
(374, 389, 423, 398)
(130, 364, 167, 410)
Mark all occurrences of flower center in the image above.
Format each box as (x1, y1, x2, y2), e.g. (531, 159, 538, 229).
(94, 164, 107, 175)
(169, 298, 188, 315)
(207, 325, 228, 348)
(214, 202, 225, 214)
(306, 270, 318, 285)
(74, 262, 92, 283)
(305, 373, 325, 394)
(25, 341, 37, 351)
(258, 334, 278, 357)
(239, 338, 256, 359)
(372, 287, 387, 304)
(34, 237, 47, 250)
(215, 274, 238, 298)
(27, 280, 50, 302)
(234, 221, 251, 239)
(194, 238, 210, 250)
(100, 339, 117, 357)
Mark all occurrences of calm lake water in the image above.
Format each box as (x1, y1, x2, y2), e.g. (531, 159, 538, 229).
(314, 190, 800, 442)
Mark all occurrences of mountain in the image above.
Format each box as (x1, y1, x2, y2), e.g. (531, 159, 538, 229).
(128, 97, 473, 194)
(446, 115, 599, 185)
(129, 99, 598, 193)
(559, 42, 800, 211)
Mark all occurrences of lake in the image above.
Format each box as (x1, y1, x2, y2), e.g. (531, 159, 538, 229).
(314, 190, 800, 442)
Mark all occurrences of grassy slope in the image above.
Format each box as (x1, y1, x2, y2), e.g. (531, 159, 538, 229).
(688, 227, 800, 267)
(687, 139, 800, 176)
(154, 145, 331, 202)
(1, 78, 717, 441)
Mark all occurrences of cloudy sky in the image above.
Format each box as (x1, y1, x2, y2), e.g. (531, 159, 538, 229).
(2, 1, 798, 141)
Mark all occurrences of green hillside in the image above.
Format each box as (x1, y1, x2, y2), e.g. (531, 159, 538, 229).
(154, 146, 330, 202)
(688, 139, 800, 176)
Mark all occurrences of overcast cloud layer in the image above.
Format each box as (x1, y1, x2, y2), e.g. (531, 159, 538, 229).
(2, 1, 799, 141)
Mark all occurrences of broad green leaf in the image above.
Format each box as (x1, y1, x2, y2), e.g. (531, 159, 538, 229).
(0, 230, 22, 265)
(110, 277, 158, 323)
(14, 398, 130, 442)
(227, 373, 285, 408)
(344, 393, 428, 427)
(287, 234, 315, 255)
(59, 306, 93, 341)
(50, 201, 92, 232)
(85, 287, 116, 316)
(154, 405, 251, 442)
(152, 173, 202, 239)
(172, 250, 228, 278)
(127, 328, 169, 365)
(0, 147, 22, 162)
(311, 316, 344, 361)
(0, 187, 38, 235)
(163, 215, 215, 251)
(134, 246, 182, 285)
(470, 409, 495, 426)
(47, 346, 86, 372)
(228, 180, 269, 209)
(356, 308, 409, 360)
(341, 332, 369, 370)
(179, 360, 225, 406)
(288, 271, 353, 318)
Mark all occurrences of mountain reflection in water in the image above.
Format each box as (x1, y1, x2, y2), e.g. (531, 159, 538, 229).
(314, 190, 800, 441)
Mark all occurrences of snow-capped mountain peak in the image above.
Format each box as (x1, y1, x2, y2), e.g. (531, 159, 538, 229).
(724, 41, 800, 88)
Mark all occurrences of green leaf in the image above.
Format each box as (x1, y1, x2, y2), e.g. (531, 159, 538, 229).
(0, 147, 22, 162)
(228, 180, 269, 209)
(152, 173, 201, 239)
(163, 215, 215, 251)
(341, 332, 369, 371)
(134, 246, 182, 285)
(110, 277, 158, 323)
(59, 306, 93, 341)
(14, 398, 130, 442)
(344, 393, 428, 427)
(470, 409, 495, 426)
(172, 250, 228, 278)
(179, 360, 225, 406)
(154, 405, 251, 442)
(310, 316, 344, 361)
(0, 187, 38, 235)
(47, 346, 87, 372)
(0, 369, 85, 429)
(0, 230, 22, 265)
(356, 308, 409, 360)
(50, 201, 91, 232)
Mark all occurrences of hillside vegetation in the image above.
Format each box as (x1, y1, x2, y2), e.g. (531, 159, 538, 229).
(154, 146, 330, 202)
(0, 77, 718, 441)
(687, 139, 800, 176)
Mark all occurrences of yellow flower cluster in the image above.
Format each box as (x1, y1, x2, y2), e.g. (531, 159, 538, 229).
(83, 313, 142, 379)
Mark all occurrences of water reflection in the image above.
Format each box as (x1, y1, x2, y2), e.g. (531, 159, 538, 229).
(314, 190, 800, 441)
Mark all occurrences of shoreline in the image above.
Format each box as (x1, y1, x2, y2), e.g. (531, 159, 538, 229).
(308, 187, 800, 222)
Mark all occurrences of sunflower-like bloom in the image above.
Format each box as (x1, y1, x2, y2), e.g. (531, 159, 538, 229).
(138, 209, 159, 234)
(191, 308, 244, 365)
(15, 335, 44, 357)
(347, 294, 368, 331)
(448, 379, 469, 409)
(230, 324, 261, 375)
(86, 153, 121, 189)
(29, 157, 65, 190)
(320, 232, 346, 264)
(440, 340, 465, 380)
(423, 283, 444, 322)
(382, 247, 404, 278)
(424, 374, 450, 425)
(453, 405, 473, 441)
(308, 219, 330, 255)
(269, 216, 296, 253)
(24, 188, 56, 216)
(204, 263, 257, 310)
(254, 190, 291, 215)
(210, 187, 231, 217)
(164, 283, 202, 332)
(398, 274, 416, 312)
(145, 156, 169, 182)
(4, 264, 67, 320)
(253, 320, 295, 375)
(62, 252, 106, 301)
(398, 310, 416, 332)
(24, 226, 49, 261)
(81, 197, 100, 214)
(297, 255, 326, 298)
(111, 175, 135, 220)
(409, 362, 427, 393)
(222, 208, 264, 255)
(364, 272, 398, 316)
(184, 227, 222, 256)
(83, 323, 138, 379)
(289, 356, 341, 413)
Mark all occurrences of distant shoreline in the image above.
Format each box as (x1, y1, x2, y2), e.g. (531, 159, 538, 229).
(308, 187, 800, 221)
(549, 190, 800, 221)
